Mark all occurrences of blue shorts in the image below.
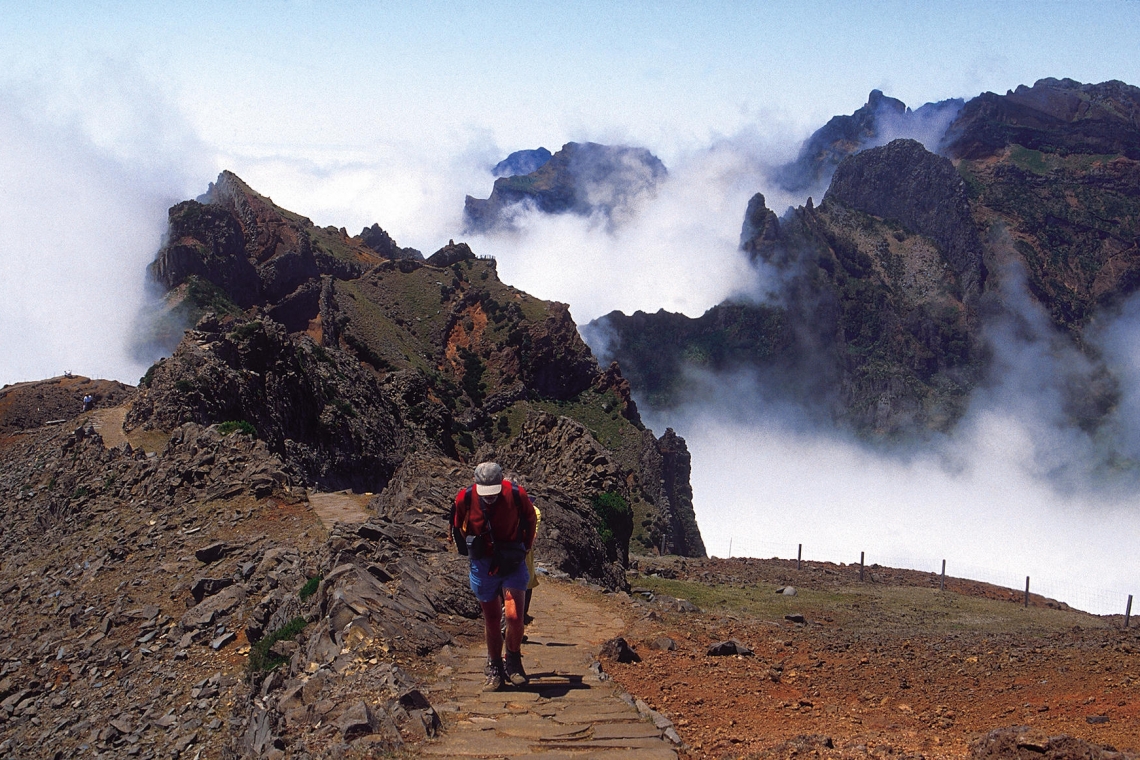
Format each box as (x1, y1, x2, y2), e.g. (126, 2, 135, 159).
(469, 557, 530, 604)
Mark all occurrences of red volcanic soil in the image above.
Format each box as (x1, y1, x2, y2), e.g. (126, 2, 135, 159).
(601, 557, 1140, 758)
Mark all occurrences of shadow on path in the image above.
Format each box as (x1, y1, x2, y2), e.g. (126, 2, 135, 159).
(419, 579, 678, 758)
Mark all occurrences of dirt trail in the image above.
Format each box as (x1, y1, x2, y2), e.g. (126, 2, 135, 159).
(307, 490, 372, 529)
(86, 405, 129, 448)
(421, 579, 679, 759)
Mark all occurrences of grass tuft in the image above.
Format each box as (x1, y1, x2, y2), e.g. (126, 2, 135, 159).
(248, 617, 307, 673)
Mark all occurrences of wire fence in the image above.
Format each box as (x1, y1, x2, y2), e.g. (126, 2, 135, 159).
(718, 537, 1133, 619)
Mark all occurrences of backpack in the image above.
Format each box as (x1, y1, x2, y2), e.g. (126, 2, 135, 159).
(449, 482, 524, 561)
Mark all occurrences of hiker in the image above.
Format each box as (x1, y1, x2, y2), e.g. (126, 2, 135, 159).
(82, 394, 94, 412)
(450, 461, 537, 691)
(524, 505, 542, 625)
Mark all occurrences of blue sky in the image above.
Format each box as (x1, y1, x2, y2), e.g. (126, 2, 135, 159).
(5, 1, 1140, 166)
(3, 1, 1140, 609)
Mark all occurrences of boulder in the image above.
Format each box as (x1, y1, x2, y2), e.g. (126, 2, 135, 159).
(599, 637, 641, 663)
(707, 640, 753, 657)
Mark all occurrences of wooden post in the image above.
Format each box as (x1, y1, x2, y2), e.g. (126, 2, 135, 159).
(1024, 576, 1030, 608)
(940, 559, 946, 592)
(797, 544, 802, 571)
(859, 552, 865, 582)
(728, 538, 732, 558)
(1126, 595, 1133, 629)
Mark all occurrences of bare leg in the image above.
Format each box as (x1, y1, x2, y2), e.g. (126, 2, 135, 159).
(503, 589, 525, 653)
(480, 599, 504, 660)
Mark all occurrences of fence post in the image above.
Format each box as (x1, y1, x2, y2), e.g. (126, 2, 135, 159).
(1126, 595, 1133, 629)
(940, 559, 946, 592)
(860, 552, 865, 582)
(1024, 576, 1030, 608)
(797, 544, 802, 571)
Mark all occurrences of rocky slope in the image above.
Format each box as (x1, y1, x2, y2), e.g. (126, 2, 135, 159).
(0, 170, 707, 757)
(594, 77, 1140, 439)
(464, 141, 668, 232)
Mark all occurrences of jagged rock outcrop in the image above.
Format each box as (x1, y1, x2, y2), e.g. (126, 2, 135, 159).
(638, 428, 705, 558)
(594, 151, 983, 436)
(424, 240, 476, 268)
(775, 89, 963, 192)
(464, 141, 667, 232)
(497, 412, 629, 579)
(359, 224, 423, 261)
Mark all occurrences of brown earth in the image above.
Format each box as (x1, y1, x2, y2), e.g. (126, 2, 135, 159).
(0, 375, 135, 435)
(590, 557, 1140, 759)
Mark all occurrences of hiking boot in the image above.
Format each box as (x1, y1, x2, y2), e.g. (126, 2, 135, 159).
(504, 650, 528, 686)
(482, 657, 505, 692)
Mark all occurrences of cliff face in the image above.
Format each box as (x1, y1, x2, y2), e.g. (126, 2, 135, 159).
(595, 78, 1140, 439)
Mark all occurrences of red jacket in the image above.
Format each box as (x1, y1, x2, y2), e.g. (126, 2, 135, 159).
(452, 480, 537, 550)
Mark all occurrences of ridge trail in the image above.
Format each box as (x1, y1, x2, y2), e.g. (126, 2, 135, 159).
(307, 490, 373, 529)
(420, 579, 678, 758)
(86, 405, 129, 448)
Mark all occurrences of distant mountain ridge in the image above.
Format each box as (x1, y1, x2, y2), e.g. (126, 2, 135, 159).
(492, 147, 552, 177)
(464, 141, 668, 232)
(774, 89, 964, 194)
(593, 78, 1140, 442)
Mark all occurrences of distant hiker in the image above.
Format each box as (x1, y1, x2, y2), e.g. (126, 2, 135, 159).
(82, 394, 94, 412)
(450, 461, 537, 691)
(524, 505, 542, 626)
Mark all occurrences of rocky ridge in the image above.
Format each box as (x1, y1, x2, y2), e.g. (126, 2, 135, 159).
(594, 77, 1140, 439)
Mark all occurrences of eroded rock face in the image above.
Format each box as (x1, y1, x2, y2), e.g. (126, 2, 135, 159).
(824, 138, 986, 299)
(127, 315, 407, 492)
(639, 427, 705, 559)
(497, 412, 628, 580)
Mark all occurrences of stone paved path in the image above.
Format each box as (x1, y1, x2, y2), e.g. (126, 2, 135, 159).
(87, 406, 129, 449)
(420, 579, 678, 759)
(307, 490, 372, 529)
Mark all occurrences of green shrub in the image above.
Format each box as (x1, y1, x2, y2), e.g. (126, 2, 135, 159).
(217, 420, 256, 437)
(331, 398, 357, 418)
(299, 576, 321, 601)
(140, 364, 158, 388)
(174, 379, 195, 393)
(248, 617, 307, 673)
(227, 321, 262, 341)
(592, 492, 630, 547)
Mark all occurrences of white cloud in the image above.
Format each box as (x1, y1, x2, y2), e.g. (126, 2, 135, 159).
(636, 242, 1140, 615)
(0, 62, 206, 386)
